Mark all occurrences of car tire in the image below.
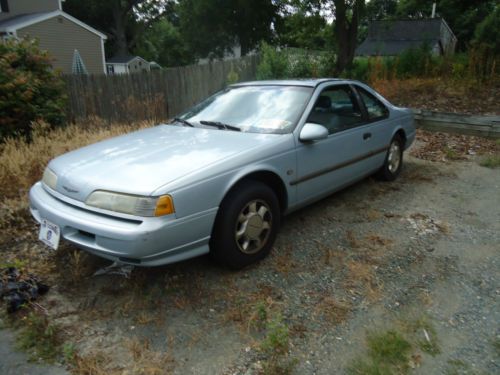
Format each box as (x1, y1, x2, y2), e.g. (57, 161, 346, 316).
(377, 134, 404, 181)
(210, 181, 280, 269)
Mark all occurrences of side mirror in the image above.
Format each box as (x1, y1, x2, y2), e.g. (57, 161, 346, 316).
(299, 123, 328, 142)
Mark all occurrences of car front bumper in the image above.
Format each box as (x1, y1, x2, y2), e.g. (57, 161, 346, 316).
(29, 182, 216, 266)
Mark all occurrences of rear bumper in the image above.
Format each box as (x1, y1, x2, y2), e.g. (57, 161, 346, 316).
(29, 182, 216, 266)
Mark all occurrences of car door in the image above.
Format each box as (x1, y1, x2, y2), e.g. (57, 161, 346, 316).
(351, 84, 393, 168)
(293, 83, 380, 205)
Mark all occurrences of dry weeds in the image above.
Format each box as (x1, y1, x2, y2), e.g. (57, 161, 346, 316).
(373, 78, 499, 115)
(314, 296, 351, 325)
(272, 245, 296, 275)
(0, 120, 151, 250)
(410, 129, 499, 163)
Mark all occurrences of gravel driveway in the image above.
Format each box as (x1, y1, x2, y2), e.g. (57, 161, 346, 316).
(1, 143, 499, 374)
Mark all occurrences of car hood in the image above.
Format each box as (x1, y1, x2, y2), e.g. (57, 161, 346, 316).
(48, 125, 281, 202)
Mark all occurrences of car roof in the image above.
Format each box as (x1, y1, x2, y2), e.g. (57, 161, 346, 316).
(231, 78, 358, 88)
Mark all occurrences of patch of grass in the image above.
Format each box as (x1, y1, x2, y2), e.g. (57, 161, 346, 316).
(368, 330, 412, 366)
(260, 314, 297, 375)
(16, 312, 61, 362)
(0, 258, 27, 270)
(261, 314, 290, 354)
(444, 147, 461, 160)
(262, 356, 298, 375)
(493, 336, 500, 356)
(349, 330, 412, 375)
(479, 154, 500, 168)
(72, 352, 109, 375)
(406, 317, 441, 356)
(62, 342, 76, 364)
(444, 359, 485, 375)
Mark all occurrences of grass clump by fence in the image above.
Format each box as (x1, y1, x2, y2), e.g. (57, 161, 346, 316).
(256, 42, 498, 86)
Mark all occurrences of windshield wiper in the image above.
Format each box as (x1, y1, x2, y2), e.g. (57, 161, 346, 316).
(171, 117, 194, 127)
(200, 120, 241, 132)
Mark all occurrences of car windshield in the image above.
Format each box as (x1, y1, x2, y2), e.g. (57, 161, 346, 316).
(178, 85, 313, 134)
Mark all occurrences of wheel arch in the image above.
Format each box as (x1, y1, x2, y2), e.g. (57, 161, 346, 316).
(392, 127, 407, 148)
(221, 169, 289, 215)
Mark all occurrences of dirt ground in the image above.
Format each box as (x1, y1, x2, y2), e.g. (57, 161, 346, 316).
(1, 134, 499, 374)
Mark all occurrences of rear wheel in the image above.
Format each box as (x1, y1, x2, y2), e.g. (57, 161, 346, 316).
(210, 181, 280, 269)
(377, 135, 404, 181)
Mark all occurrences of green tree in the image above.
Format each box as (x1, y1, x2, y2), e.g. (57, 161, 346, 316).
(178, 0, 278, 58)
(472, 5, 500, 55)
(365, 0, 398, 20)
(63, 0, 174, 57)
(133, 19, 195, 67)
(0, 39, 66, 140)
(277, 0, 366, 74)
(276, 11, 331, 50)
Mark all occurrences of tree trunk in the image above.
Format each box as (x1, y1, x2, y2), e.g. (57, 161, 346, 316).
(333, 0, 364, 75)
(112, 4, 129, 57)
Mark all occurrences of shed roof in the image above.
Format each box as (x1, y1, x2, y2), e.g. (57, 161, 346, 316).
(356, 18, 454, 56)
(107, 55, 148, 64)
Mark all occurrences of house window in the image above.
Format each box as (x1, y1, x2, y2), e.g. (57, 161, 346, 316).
(107, 65, 115, 75)
(0, 0, 10, 13)
(72, 49, 88, 75)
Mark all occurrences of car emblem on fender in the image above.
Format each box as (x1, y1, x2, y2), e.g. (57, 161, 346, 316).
(62, 185, 79, 193)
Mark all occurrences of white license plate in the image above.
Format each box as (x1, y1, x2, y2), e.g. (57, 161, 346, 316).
(39, 219, 60, 250)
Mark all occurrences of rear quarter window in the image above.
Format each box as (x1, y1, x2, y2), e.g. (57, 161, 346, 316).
(357, 87, 389, 121)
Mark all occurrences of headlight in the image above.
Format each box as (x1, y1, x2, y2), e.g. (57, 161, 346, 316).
(85, 191, 175, 217)
(42, 168, 57, 190)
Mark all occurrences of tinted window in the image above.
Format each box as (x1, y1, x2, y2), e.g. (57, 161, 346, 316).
(357, 87, 389, 120)
(307, 85, 363, 134)
(180, 85, 313, 134)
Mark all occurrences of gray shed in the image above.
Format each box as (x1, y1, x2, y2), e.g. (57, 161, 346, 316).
(106, 55, 151, 75)
(356, 18, 457, 57)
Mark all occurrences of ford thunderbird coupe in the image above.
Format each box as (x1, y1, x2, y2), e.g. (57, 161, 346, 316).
(30, 79, 415, 269)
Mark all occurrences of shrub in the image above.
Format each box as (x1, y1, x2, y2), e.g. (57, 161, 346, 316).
(396, 44, 435, 78)
(256, 42, 289, 80)
(346, 57, 370, 81)
(0, 38, 67, 140)
(288, 53, 316, 78)
(318, 52, 336, 77)
(226, 69, 239, 85)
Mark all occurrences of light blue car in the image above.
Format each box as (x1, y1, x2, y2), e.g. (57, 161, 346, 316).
(30, 79, 415, 269)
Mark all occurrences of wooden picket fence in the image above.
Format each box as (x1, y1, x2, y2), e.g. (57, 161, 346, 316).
(63, 55, 260, 124)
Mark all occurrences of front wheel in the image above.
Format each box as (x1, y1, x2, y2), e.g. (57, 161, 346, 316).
(210, 181, 280, 269)
(377, 135, 404, 181)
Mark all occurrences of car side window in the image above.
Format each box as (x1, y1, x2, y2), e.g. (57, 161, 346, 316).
(356, 87, 389, 121)
(307, 85, 364, 135)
